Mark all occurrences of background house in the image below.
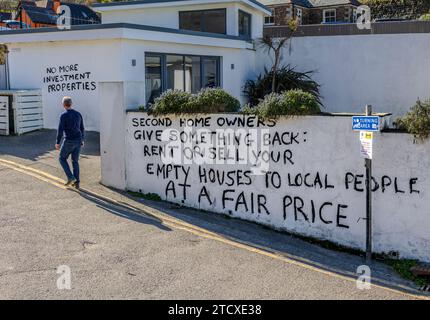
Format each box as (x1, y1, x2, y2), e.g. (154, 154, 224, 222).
(0, 12, 12, 24)
(261, 0, 361, 25)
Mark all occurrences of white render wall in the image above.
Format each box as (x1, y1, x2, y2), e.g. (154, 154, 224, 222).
(256, 33, 430, 118)
(99, 2, 264, 38)
(109, 111, 430, 262)
(5, 34, 256, 131)
(6, 39, 123, 131)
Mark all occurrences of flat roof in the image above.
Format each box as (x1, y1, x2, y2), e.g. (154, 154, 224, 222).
(92, 0, 271, 14)
(0, 22, 251, 41)
(0, 23, 253, 49)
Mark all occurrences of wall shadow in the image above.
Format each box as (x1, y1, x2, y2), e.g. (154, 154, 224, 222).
(77, 188, 172, 232)
(0, 129, 100, 160)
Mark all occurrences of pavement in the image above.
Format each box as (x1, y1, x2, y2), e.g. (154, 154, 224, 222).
(0, 129, 428, 300)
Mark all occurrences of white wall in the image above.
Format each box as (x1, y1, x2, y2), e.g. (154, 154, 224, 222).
(108, 112, 430, 262)
(100, 2, 264, 38)
(7, 40, 123, 131)
(6, 34, 256, 131)
(256, 33, 430, 118)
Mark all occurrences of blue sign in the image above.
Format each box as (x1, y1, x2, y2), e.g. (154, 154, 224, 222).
(352, 116, 380, 131)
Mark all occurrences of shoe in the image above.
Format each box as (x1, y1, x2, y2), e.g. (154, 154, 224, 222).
(65, 179, 77, 187)
(72, 181, 80, 189)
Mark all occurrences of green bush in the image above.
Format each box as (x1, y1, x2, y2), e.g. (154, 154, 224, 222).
(148, 88, 240, 115)
(419, 12, 430, 20)
(397, 98, 430, 140)
(148, 90, 192, 116)
(243, 65, 322, 107)
(188, 88, 241, 113)
(360, 0, 430, 20)
(243, 89, 321, 120)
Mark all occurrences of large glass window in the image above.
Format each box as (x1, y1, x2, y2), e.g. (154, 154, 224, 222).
(145, 55, 162, 105)
(185, 56, 201, 93)
(145, 53, 220, 104)
(179, 9, 226, 34)
(238, 10, 252, 38)
(202, 58, 218, 88)
(166, 55, 185, 91)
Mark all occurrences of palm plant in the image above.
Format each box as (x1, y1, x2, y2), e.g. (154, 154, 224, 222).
(258, 19, 298, 92)
(243, 65, 322, 107)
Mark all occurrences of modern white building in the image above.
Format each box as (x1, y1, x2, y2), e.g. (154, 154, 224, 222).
(0, 0, 271, 131)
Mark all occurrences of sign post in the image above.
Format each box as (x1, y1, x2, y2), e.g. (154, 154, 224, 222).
(364, 105, 373, 264)
(352, 105, 379, 264)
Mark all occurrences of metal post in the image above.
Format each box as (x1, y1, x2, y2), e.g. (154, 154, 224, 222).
(365, 105, 372, 264)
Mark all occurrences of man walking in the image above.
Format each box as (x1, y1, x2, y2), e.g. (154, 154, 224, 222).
(55, 96, 85, 189)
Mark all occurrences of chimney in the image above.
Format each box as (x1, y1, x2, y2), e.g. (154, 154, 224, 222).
(53, 0, 61, 13)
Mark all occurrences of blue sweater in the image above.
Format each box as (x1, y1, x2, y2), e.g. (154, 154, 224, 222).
(56, 109, 85, 144)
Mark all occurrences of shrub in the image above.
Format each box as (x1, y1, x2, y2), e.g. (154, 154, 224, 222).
(148, 89, 192, 116)
(397, 98, 430, 140)
(148, 88, 240, 115)
(419, 12, 430, 20)
(188, 88, 241, 113)
(243, 65, 322, 107)
(360, 0, 430, 20)
(243, 89, 321, 120)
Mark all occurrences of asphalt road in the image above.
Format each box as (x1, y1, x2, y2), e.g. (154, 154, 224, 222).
(0, 130, 425, 299)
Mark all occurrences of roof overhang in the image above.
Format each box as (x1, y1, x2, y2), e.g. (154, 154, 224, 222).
(92, 0, 272, 15)
(0, 23, 254, 50)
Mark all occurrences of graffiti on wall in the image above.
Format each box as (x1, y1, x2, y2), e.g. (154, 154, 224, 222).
(43, 64, 96, 93)
(129, 115, 422, 231)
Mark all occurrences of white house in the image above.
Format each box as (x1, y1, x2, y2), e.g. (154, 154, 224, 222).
(0, 0, 271, 131)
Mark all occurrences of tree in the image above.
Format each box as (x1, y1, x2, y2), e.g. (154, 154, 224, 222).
(258, 19, 298, 93)
(0, 44, 7, 65)
(0, 0, 17, 12)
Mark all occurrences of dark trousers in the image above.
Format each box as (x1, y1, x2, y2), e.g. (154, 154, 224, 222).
(59, 140, 82, 182)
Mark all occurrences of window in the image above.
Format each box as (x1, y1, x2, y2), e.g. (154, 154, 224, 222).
(185, 56, 201, 93)
(202, 58, 219, 88)
(264, 9, 275, 25)
(238, 10, 252, 38)
(296, 8, 302, 24)
(179, 9, 226, 34)
(323, 9, 336, 23)
(145, 55, 162, 105)
(344, 7, 351, 22)
(166, 55, 185, 91)
(352, 8, 358, 22)
(145, 53, 221, 104)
